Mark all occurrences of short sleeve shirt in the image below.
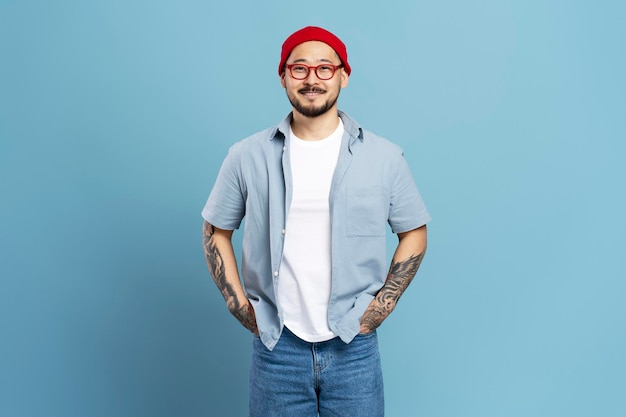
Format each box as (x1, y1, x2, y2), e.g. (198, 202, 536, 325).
(202, 111, 431, 350)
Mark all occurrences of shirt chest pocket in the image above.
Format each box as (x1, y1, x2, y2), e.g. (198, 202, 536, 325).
(346, 187, 387, 237)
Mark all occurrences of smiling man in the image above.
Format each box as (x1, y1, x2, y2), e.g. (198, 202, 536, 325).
(202, 26, 431, 416)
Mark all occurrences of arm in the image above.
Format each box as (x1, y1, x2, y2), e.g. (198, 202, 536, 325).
(360, 225, 427, 334)
(202, 221, 258, 334)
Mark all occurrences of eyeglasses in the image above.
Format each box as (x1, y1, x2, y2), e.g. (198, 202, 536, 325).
(285, 63, 343, 80)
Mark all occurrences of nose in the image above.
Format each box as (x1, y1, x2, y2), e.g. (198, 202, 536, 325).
(303, 68, 319, 84)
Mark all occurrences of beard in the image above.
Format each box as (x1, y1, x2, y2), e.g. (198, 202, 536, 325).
(287, 87, 340, 118)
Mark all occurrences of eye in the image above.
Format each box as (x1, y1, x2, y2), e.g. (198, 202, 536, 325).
(318, 65, 333, 72)
(292, 65, 308, 73)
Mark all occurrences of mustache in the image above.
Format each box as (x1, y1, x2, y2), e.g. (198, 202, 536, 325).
(298, 87, 326, 94)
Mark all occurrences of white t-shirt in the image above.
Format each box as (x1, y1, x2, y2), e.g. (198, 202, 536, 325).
(277, 119, 344, 342)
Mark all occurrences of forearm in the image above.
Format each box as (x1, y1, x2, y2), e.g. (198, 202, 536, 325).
(360, 225, 427, 333)
(202, 221, 257, 334)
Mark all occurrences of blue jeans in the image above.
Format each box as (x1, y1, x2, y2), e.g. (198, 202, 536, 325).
(249, 327, 384, 417)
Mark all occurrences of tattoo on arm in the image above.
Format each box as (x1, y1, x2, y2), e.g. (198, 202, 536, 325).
(202, 222, 257, 333)
(360, 253, 424, 332)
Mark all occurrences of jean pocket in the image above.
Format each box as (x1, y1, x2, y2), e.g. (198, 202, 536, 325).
(346, 188, 386, 237)
(353, 330, 379, 355)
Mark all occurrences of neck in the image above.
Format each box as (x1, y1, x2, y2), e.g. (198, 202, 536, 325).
(290, 108, 340, 141)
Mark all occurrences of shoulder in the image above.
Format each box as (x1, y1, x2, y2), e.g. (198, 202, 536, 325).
(361, 129, 404, 155)
(226, 112, 291, 156)
(339, 111, 404, 158)
(228, 126, 277, 155)
(355, 129, 406, 170)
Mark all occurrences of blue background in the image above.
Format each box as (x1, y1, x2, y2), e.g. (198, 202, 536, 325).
(1, 0, 625, 416)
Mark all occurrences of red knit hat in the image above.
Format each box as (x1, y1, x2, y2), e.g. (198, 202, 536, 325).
(278, 26, 351, 76)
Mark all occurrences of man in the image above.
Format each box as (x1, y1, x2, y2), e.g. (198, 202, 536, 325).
(202, 26, 430, 417)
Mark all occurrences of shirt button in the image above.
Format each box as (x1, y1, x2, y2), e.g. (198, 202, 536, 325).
(273, 271, 279, 277)
(282, 146, 286, 151)
(281, 229, 286, 235)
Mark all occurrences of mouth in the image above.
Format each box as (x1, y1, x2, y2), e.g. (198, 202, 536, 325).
(299, 88, 326, 97)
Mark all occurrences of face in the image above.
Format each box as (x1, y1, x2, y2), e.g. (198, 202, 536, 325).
(280, 41, 349, 118)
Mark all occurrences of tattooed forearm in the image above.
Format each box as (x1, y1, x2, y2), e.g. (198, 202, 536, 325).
(202, 222, 235, 309)
(360, 253, 424, 333)
(202, 222, 257, 334)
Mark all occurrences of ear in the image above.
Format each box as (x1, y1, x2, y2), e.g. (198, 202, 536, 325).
(340, 68, 349, 89)
(280, 72, 286, 88)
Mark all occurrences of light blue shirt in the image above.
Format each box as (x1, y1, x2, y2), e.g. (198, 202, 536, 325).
(202, 111, 431, 350)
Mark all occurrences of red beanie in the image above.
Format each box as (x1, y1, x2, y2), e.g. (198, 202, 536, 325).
(278, 26, 351, 76)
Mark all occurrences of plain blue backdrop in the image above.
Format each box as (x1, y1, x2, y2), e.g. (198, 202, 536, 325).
(1, 0, 625, 416)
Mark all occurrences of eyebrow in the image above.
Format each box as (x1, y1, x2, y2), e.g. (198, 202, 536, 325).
(291, 58, 336, 64)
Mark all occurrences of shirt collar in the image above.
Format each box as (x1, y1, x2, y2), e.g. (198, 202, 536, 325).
(270, 111, 363, 144)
